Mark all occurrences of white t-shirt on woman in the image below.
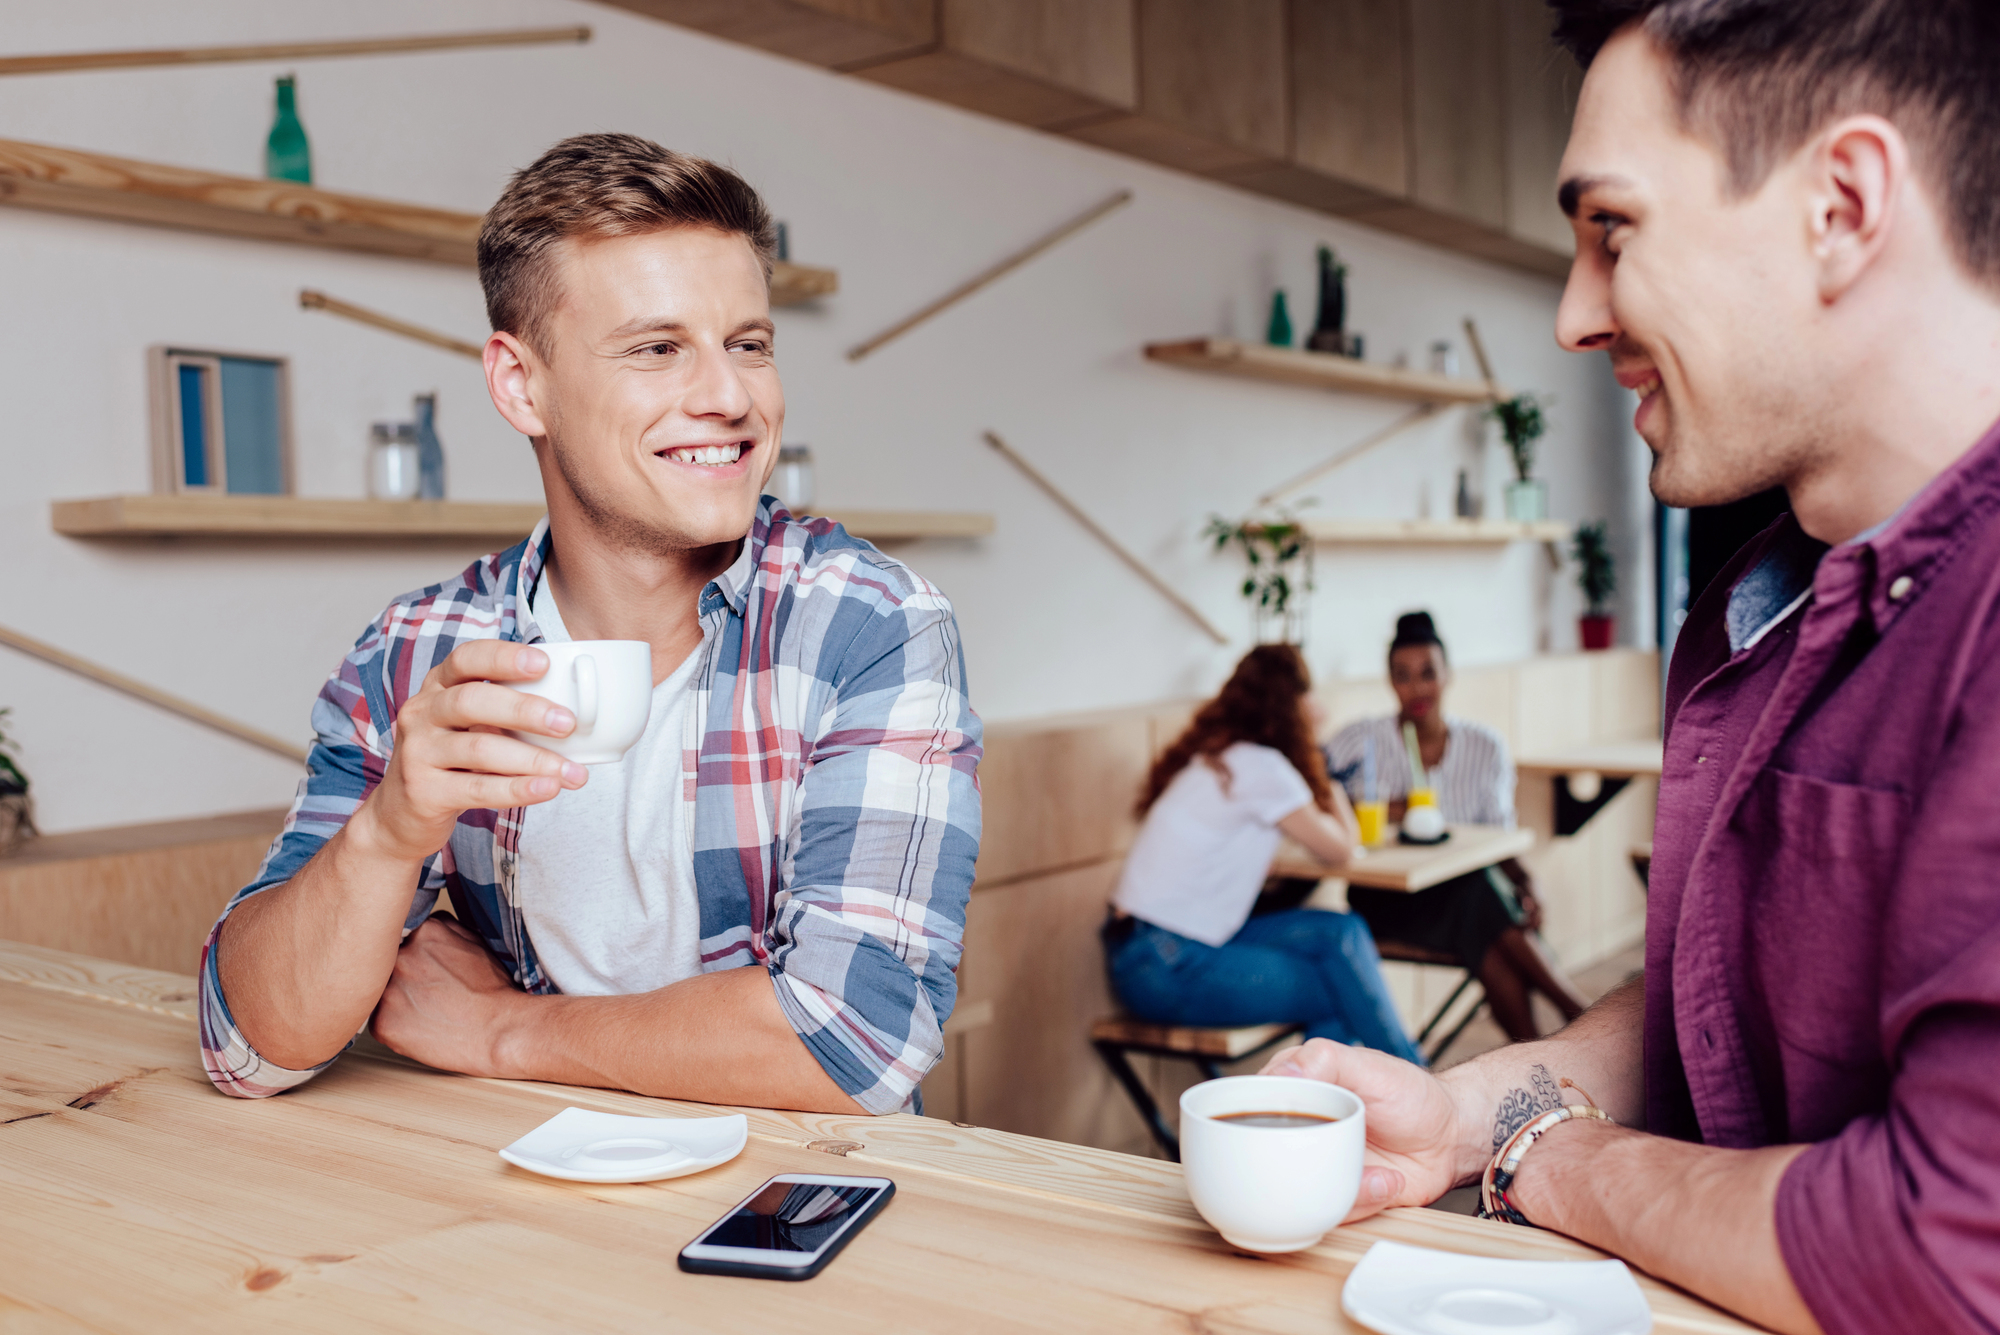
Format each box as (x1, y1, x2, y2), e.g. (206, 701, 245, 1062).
(1111, 741, 1314, 947)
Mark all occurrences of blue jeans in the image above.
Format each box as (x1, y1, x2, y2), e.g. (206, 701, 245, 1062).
(1106, 909, 1425, 1066)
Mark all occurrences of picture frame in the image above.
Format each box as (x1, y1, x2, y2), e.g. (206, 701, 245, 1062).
(147, 346, 294, 495)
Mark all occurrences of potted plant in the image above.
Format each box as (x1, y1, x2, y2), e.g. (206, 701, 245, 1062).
(0, 708, 36, 854)
(1206, 509, 1315, 644)
(1571, 521, 1617, 649)
(1489, 393, 1547, 522)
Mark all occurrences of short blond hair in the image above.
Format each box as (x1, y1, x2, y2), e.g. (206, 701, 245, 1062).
(477, 133, 777, 356)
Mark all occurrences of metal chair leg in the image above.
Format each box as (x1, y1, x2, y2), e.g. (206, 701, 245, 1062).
(1094, 1040, 1179, 1161)
(1413, 975, 1477, 1047)
(1425, 994, 1487, 1065)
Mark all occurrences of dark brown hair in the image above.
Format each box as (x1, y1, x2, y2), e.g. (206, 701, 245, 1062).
(477, 132, 778, 357)
(1547, 0, 2000, 284)
(1138, 644, 1333, 817)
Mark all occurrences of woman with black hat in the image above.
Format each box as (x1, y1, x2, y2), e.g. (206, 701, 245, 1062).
(1324, 612, 1589, 1042)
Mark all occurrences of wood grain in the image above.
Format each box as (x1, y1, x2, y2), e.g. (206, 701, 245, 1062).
(1501, 0, 1581, 255)
(943, 0, 1137, 108)
(1136, 0, 1289, 157)
(1298, 517, 1573, 546)
(1290, 0, 1410, 197)
(0, 942, 1759, 1333)
(974, 705, 1153, 887)
(1408, 0, 1509, 227)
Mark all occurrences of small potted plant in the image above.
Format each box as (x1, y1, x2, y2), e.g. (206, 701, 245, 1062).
(1571, 521, 1617, 650)
(1206, 509, 1315, 644)
(1489, 393, 1547, 522)
(0, 708, 36, 854)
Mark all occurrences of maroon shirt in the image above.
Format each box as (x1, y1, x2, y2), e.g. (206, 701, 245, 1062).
(1651, 418, 2000, 1335)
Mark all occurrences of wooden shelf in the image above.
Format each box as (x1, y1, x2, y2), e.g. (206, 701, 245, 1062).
(51, 495, 990, 543)
(1144, 338, 1501, 405)
(1300, 518, 1571, 546)
(0, 137, 837, 304)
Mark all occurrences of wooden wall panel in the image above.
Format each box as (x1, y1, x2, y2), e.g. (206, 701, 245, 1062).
(0, 810, 283, 974)
(855, 51, 1120, 128)
(1500, 0, 1579, 254)
(975, 707, 1154, 886)
(1135, 0, 1290, 157)
(1406, 0, 1508, 229)
(606, 0, 930, 67)
(943, 0, 1137, 108)
(1589, 647, 1662, 741)
(1511, 653, 1596, 754)
(1289, 0, 1409, 198)
(796, 0, 937, 44)
(959, 861, 1151, 1150)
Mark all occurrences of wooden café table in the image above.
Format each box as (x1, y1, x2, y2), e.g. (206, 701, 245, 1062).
(1271, 823, 1536, 891)
(0, 939, 1757, 1333)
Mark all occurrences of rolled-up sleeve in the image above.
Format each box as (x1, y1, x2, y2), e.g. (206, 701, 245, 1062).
(199, 624, 443, 1097)
(764, 595, 981, 1114)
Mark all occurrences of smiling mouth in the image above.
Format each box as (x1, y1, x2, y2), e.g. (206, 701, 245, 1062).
(658, 441, 749, 466)
(1631, 374, 1662, 401)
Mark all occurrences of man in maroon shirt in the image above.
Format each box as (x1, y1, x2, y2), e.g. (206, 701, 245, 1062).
(1265, 3, 2000, 1332)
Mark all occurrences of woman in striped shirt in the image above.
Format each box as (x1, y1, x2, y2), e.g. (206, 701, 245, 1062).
(1325, 612, 1588, 1041)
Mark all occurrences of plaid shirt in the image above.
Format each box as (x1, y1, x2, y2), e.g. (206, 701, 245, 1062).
(199, 500, 981, 1114)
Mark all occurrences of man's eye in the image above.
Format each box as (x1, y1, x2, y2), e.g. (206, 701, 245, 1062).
(1590, 211, 1626, 252)
(637, 342, 674, 356)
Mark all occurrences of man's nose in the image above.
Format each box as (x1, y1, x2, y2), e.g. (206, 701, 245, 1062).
(1555, 246, 1618, 352)
(682, 343, 754, 420)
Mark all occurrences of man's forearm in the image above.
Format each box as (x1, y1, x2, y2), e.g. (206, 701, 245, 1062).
(1512, 1118, 1820, 1335)
(1438, 974, 1647, 1184)
(491, 967, 866, 1114)
(216, 806, 428, 1069)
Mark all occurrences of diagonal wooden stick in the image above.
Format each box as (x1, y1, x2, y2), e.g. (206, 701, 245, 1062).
(1462, 316, 1504, 402)
(1253, 404, 1440, 509)
(983, 431, 1228, 645)
(849, 191, 1133, 361)
(0, 26, 591, 78)
(300, 289, 483, 359)
(0, 623, 308, 763)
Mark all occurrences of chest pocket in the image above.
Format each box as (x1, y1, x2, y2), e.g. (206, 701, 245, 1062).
(1732, 767, 1907, 1131)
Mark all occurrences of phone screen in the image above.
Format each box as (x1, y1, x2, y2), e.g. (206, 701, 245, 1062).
(703, 1179, 882, 1254)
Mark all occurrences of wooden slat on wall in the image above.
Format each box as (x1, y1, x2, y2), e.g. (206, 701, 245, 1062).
(1408, 0, 1510, 229)
(972, 708, 1155, 888)
(608, 0, 932, 67)
(1290, 0, 1409, 198)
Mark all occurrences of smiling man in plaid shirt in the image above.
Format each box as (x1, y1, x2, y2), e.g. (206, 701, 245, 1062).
(200, 133, 981, 1116)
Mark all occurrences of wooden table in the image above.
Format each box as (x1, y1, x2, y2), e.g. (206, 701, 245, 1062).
(1516, 741, 1664, 836)
(1271, 824, 1536, 892)
(0, 940, 1757, 1333)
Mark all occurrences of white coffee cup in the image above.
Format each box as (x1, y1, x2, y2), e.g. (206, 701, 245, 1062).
(503, 640, 653, 765)
(1179, 1074, 1365, 1253)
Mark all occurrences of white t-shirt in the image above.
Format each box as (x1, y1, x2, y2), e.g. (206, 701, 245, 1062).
(1112, 741, 1315, 947)
(514, 577, 705, 996)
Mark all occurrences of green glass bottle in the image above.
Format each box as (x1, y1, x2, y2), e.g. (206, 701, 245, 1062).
(1265, 289, 1293, 347)
(266, 75, 311, 184)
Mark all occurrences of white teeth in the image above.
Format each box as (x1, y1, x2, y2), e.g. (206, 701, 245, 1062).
(667, 443, 743, 465)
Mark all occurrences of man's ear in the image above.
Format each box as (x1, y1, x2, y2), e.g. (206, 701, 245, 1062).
(1809, 114, 1905, 304)
(484, 330, 549, 440)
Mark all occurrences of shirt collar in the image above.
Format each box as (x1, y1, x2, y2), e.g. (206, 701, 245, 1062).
(512, 498, 776, 627)
(1725, 520, 1826, 653)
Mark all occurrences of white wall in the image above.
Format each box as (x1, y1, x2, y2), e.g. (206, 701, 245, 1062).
(0, 0, 1652, 834)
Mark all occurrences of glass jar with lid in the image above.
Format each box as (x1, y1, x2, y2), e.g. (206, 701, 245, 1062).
(369, 422, 421, 500)
(774, 444, 815, 511)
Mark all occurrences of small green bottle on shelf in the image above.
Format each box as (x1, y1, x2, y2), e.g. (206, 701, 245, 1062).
(266, 74, 311, 184)
(1265, 289, 1293, 348)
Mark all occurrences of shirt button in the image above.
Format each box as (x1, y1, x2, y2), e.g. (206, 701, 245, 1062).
(1888, 575, 1913, 601)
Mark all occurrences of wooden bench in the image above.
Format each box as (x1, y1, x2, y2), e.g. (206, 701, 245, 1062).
(1089, 1019, 1305, 1159)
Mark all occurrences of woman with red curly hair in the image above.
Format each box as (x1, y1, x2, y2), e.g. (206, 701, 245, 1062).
(1103, 645, 1423, 1064)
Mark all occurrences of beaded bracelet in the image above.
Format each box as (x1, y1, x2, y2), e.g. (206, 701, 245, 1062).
(1477, 1083, 1613, 1226)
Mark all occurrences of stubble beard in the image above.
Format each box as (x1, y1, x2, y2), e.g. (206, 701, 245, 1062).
(543, 428, 713, 558)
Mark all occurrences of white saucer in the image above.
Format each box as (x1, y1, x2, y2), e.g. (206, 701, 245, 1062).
(498, 1107, 748, 1183)
(1341, 1240, 1652, 1335)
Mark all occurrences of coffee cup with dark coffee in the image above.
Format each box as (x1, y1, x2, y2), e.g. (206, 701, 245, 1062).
(1178, 1074, 1365, 1252)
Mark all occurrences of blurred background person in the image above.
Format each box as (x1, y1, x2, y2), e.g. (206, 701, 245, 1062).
(1102, 645, 1423, 1064)
(1326, 612, 1587, 1040)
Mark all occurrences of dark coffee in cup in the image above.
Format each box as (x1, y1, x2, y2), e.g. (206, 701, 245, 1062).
(1213, 1111, 1340, 1129)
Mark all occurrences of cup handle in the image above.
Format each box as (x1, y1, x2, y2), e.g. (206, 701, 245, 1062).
(573, 655, 598, 734)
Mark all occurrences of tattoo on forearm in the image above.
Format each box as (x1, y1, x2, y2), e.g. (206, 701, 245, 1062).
(1491, 1064, 1563, 1152)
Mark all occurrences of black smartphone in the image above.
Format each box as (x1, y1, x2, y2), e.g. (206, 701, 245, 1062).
(677, 1173, 895, 1281)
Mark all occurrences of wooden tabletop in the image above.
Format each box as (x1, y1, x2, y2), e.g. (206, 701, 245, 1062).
(1514, 740, 1665, 779)
(0, 940, 1758, 1333)
(1272, 824, 1536, 892)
